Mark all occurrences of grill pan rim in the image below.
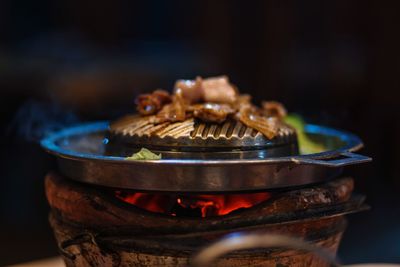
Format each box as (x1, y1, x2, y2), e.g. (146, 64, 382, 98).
(41, 121, 365, 165)
(40, 121, 371, 192)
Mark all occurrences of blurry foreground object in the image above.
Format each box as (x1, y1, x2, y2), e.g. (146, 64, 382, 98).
(194, 232, 400, 267)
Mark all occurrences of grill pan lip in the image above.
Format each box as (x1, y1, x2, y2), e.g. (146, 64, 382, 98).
(40, 121, 371, 192)
(41, 121, 364, 165)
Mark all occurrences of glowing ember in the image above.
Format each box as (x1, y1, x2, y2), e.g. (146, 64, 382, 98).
(115, 191, 271, 217)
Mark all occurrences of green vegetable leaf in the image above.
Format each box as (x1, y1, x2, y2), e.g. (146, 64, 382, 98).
(126, 148, 162, 160)
(284, 114, 325, 154)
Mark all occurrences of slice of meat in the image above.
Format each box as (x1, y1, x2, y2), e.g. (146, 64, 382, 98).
(232, 94, 252, 110)
(174, 77, 204, 104)
(155, 90, 187, 123)
(238, 106, 280, 139)
(262, 101, 287, 119)
(174, 76, 238, 104)
(136, 90, 172, 115)
(192, 103, 236, 123)
(202, 76, 238, 104)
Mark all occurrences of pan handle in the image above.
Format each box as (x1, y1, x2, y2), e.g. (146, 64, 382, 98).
(295, 152, 371, 167)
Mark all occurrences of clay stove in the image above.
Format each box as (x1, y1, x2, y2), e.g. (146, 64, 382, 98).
(46, 173, 362, 267)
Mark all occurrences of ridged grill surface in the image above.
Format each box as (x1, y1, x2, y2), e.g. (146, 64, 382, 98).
(191, 120, 259, 139)
(111, 115, 194, 138)
(109, 115, 296, 149)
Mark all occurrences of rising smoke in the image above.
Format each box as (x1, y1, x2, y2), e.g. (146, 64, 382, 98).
(7, 99, 80, 142)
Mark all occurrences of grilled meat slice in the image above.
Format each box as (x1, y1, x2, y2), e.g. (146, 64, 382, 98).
(192, 103, 236, 123)
(133, 76, 288, 139)
(202, 76, 238, 104)
(155, 90, 187, 123)
(238, 106, 280, 139)
(262, 101, 287, 119)
(136, 90, 172, 115)
(174, 77, 204, 104)
(175, 76, 238, 104)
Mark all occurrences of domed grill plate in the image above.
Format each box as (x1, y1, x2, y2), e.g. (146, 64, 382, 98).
(109, 115, 297, 154)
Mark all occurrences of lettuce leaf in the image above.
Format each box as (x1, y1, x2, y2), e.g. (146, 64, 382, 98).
(284, 114, 325, 154)
(126, 148, 161, 160)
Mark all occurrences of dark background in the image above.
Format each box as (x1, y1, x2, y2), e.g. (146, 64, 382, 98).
(0, 0, 399, 265)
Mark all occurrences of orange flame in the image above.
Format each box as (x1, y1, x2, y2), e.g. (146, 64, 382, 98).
(115, 191, 271, 217)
